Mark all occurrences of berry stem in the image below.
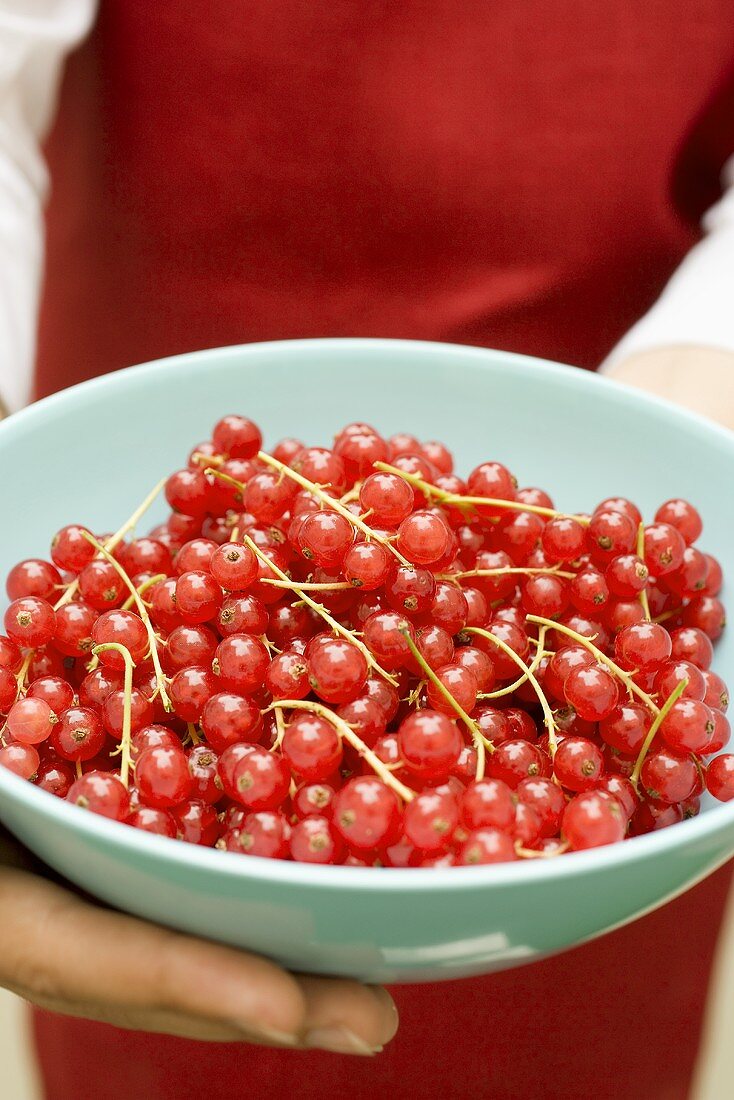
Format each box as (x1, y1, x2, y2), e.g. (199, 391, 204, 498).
(241, 534, 398, 686)
(186, 722, 201, 746)
(14, 651, 34, 693)
(271, 706, 287, 750)
(445, 567, 577, 581)
(92, 641, 135, 788)
(122, 572, 167, 611)
(480, 627, 549, 700)
(263, 699, 416, 802)
(399, 625, 489, 778)
(525, 614, 661, 716)
(254, 452, 412, 566)
(54, 478, 166, 610)
(636, 522, 651, 622)
(629, 678, 688, 791)
(261, 579, 354, 592)
(372, 461, 590, 524)
(464, 626, 559, 754)
(80, 532, 172, 712)
(515, 840, 569, 859)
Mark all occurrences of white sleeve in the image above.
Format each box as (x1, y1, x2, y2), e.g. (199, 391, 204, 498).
(602, 155, 734, 370)
(0, 0, 96, 414)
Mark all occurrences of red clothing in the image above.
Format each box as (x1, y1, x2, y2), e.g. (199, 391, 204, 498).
(34, 2, 734, 1098)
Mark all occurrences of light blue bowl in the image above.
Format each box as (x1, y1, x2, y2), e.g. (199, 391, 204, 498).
(1, 338, 733, 983)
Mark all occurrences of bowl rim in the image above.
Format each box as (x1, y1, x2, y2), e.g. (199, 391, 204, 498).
(2, 335, 733, 893)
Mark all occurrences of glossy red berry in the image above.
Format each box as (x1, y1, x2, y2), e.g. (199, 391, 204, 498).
(404, 791, 459, 852)
(4, 597, 56, 648)
(706, 755, 734, 802)
(641, 749, 698, 804)
(396, 510, 451, 566)
(553, 737, 605, 792)
(307, 637, 368, 704)
(456, 827, 516, 864)
(564, 664, 619, 721)
(332, 776, 401, 851)
(231, 747, 290, 810)
(398, 709, 463, 779)
(289, 816, 344, 864)
(563, 790, 625, 849)
(67, 771, 130, 820)
(282, 713, 343, 781)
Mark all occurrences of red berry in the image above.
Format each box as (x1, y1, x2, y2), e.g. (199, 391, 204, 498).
(229, 810, 290, 858)
(706, 755, 734, 802)
(598, 703, 650, 755)
(201, 692, 263, 752)
(487, 739, 549, 788)
(6, 559, 62, 602)
(7, 697, 57, 745)
(359, 472, 414, 526)
(51, 525, 97, 573)
(563, 790, 625, 849)
(641, 750, 698, 804)
(404, 791, 459, 852)
(564, 664, 619, 722)
(282, 713, 343, 781)
(660, 698, 715, 754)
(654, 499, 702, 545)
(396, 510, 451, 566)
(213, 634, 270, 694)
(212, 415, 262, 459)
(456, 827, 516, 864)
(50, 706, 106, 761)
(231, 747, 290, 810)
(289, 816, 344, 864)
(4, 597, 56, 648)
(127, 806, 177, 838)
(0, 742, 40, 780)
(553, 737, 605, 792)
(308, 637, 368, 704)
(614, 623, 672, 671)
(67, 771, 130, 820)
(92, 610, 149, 668)
(398, 709, 463, 780)
(461, 778, 516, 831)
(643, 523, 686, 577)
(332, 776, 401, 850)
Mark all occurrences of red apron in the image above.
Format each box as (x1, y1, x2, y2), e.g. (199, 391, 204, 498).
(33, 3, 734, 1097)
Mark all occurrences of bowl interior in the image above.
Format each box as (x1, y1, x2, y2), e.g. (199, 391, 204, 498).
(1, 336, 732, 837)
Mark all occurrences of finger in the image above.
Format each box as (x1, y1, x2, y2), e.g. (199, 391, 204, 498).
(298, 976, 400, 1055)
(0, 867, 396, 1052)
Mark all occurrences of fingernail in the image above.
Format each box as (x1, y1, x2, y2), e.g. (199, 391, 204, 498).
(305, 1026, 383, 1056)
(248, 1025, 299, 1047)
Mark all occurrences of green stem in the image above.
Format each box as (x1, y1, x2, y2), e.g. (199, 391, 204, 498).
(54, 478, 166, 610)
(264, 699, 416, 802)
(399, 626, 489, 779)
(480, 627, 548, 701)
(92, 642, 135, 788)
(241, 534, 397, 686)
(525, 614, 660, 716)
(629, 679, 688, 790)
(372, 461, 590, 525)
(81, 532, 172, 712)
(636, 521, 651, 622)
(464, 626, 559, 755)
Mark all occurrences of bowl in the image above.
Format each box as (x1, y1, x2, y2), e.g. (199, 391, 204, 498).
(1, 337, 733, 984)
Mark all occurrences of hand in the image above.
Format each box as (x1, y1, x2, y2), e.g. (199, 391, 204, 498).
(0, 832, 397, 1054)
(604, 345, 734, 430)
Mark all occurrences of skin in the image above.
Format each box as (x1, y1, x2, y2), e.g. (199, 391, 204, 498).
(0, 343, 731, 1052)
